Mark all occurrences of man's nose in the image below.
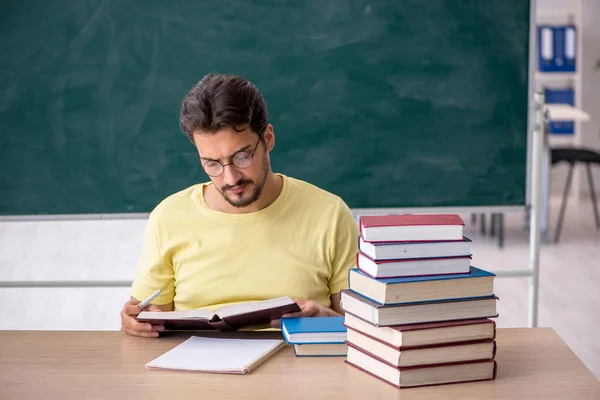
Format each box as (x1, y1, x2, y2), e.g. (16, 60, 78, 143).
(222, 164, 243, 186)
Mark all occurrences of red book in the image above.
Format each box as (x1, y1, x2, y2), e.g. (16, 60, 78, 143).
(346, 343, 497, 389)
(345, 331, 496, 368)
(343, 313, 496, 349)
(359, 214, 465, 242)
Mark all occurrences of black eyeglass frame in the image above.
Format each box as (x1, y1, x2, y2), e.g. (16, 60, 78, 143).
(201, 133, 263, 177)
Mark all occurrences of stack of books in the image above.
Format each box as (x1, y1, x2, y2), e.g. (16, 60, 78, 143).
(342, 214, 499, 389)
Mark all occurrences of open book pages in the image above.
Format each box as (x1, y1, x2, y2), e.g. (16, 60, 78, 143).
(145, 336, 286, 374)
(138, 296, 295, 320)
(217, 297, 296, 319)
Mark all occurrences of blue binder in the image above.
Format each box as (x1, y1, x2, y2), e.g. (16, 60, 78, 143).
(537, 25, 576, 72)
(545, 88, 574, 135)
(538, 25, 555, 72)
(563, 25, 577, 72)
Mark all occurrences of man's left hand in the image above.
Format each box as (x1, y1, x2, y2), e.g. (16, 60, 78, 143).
(270, 298, 341, 329)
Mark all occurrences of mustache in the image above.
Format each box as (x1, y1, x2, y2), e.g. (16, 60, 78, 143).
(222, 179, 254, 191)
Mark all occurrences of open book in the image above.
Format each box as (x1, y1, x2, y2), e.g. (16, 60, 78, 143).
(136, 296, 301, 331)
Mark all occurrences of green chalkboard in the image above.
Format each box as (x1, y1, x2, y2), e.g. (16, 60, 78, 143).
(0, 0, 531, 215)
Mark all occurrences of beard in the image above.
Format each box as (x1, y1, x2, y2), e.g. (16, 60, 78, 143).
(217, 155, 269, 208)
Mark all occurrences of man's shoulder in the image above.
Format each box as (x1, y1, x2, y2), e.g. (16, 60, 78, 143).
(285, 175, 349, 211)
(284, 175, 358, 240)
(150, 183, 204, 220)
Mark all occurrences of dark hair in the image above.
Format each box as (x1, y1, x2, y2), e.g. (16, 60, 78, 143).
(179, 74, 269, 142)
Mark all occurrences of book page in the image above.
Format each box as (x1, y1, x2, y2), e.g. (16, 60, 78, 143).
(137, 308, 215, 320)
(216, 296, 295, 319)
(145, 336, 285, 374)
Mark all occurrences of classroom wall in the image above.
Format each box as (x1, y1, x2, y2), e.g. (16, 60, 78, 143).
(2, 1, 598, 330)
(580, 0, 600, 197)
(542, 0, 600, 198)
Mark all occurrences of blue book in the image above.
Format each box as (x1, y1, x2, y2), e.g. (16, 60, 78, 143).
(281, 317, 346, 344)
(349, 266, 496, 305)
(281, 317, 347, 357)
(342, 289, 498, 327)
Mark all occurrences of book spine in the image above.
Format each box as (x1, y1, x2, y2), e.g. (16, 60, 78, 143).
(208, 319, 236, 331)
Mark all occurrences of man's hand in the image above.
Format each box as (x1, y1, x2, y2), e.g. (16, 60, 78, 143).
(120, 299, 165, 338)
(270, 298, 341, 329)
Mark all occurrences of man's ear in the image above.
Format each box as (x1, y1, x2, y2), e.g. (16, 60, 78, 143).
(263, 124, 275, 152)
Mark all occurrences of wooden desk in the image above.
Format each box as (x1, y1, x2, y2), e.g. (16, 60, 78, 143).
(1, 328, 598, 399)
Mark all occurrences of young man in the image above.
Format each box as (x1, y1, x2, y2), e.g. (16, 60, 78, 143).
(121, 74, 358, 338)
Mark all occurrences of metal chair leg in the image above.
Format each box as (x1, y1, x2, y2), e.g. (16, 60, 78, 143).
(498, 213, 504, 248)
(480, 214, 486, 235)
(585, 163, 600, 230)
(490, 214, 496, 237)
(555, 163, 574, 243)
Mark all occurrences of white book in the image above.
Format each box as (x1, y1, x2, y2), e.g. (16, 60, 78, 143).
(358, 236, 471, 261)
(145, 336, 285, 374)
(356, 252, 472, 279)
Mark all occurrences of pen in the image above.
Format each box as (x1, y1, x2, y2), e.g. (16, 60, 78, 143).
(139, 289, 161, 309)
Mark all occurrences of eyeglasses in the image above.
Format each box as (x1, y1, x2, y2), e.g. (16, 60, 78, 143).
(201, 135, 262, 177)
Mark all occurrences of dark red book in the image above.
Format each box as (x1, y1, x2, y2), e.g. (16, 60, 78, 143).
(343, 313, 496, 349)
(359, 214, 465, 242)
(136, 297, 301, 331)
(345, 331, 496, 368)
(346, 342, 497, 389)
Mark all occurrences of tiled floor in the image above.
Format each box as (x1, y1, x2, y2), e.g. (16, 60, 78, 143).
(461, 197, 600, 380)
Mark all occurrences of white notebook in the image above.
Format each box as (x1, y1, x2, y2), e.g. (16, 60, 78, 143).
(145, 336, 285, 374)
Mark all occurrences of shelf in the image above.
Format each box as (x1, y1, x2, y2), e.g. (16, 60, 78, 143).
(535, 72, 578, 81)
(545, 104, 590, 121)
(548, 135, 577, 147)
(536, 9, 578, 18)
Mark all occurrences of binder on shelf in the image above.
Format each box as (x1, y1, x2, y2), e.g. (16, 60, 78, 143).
(563, 25, 576, 72)
(538, 25, 555, 72)
(544, 88, 574, 135)
(537, 25, 577, 73)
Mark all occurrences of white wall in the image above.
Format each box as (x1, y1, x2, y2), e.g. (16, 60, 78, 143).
(539, 0, 600, 198)
(580, 0, 600, 197)
(0, 219, 146, 330)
